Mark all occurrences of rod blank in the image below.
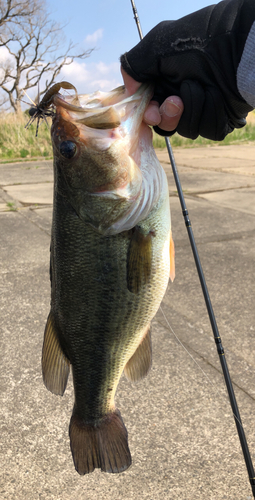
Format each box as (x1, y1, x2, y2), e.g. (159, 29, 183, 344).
(129, 0, 255, 496)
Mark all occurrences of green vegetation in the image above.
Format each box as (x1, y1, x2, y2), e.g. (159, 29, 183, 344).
(0, 112, 52, 161)
(153, 112, 255, 148)
(0, 110, 255, 162)
(6, 201, 17, 211)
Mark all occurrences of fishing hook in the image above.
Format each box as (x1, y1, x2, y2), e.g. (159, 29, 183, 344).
(25, 81, 78, 137)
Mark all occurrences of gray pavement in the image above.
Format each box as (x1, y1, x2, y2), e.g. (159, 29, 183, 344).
(1, 145, 255, 499)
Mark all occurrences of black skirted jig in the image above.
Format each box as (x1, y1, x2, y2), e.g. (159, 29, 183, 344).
(25, 81, 78, 137)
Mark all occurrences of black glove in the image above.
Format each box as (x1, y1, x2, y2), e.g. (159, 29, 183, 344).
(121, 0, 255, 140)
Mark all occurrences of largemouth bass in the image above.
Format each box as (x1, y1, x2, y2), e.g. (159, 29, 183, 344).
(41, 82, 175, 475)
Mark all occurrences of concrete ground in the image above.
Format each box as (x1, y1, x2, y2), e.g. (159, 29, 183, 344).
(0, 145, 255, 500)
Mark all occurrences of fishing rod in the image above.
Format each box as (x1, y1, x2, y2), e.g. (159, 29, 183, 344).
(129, 0, 255, 497)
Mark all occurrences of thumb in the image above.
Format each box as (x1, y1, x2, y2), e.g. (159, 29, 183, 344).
(121, 67, 141, 97)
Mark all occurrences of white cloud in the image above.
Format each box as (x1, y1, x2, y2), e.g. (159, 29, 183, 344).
(95, 61, 115, 75)
(84, 29, 103, 45)
(0, 53, 122, 110)
(0, 46, 10, 63)
(59, 60, 122, 94)
(60, 60, 91, 83)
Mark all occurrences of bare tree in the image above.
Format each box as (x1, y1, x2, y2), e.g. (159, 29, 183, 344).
(0, 0, 92, 112)
(0, 0, 40, 29)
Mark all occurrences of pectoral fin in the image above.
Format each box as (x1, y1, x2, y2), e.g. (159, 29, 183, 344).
(124, 324, 152, 382)
(127, 227, 152, 294)
(169, 231, 175, 282)
(42, 312, 70, 396)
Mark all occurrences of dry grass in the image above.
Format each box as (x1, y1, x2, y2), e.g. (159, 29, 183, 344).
(0, 111, 52, 161)
(1, 109, 255, 161)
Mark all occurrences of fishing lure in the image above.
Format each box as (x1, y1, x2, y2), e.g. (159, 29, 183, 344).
(25, 82, 78, 137)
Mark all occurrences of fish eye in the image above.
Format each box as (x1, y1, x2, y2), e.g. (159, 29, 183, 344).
(59, 140, 77, 159)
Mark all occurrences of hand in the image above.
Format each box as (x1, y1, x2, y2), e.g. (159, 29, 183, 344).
(121, 0, 254, 140)
(121, 68, 184, 133)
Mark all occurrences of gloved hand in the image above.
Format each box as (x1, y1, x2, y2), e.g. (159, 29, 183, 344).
(121, 0, 255, 140)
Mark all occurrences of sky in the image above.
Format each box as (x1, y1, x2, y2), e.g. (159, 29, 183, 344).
(47, 0, 214, 95)
(0, 0, 215, 106)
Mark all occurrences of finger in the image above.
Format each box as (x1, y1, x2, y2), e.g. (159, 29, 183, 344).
(121, 67, 141, 97)
(158, 96, 184, 132)
(121, 68, 161, 126)
(143, 100, 161, 126)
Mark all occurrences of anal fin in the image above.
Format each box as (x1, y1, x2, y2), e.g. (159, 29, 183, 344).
(69, 409, 131, 474)
(42, 311, 70, 396)
(124, 324, 152, 382)
(127, 226, 153, 294)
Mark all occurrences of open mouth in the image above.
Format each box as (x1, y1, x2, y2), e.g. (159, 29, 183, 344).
(52, 84, 153, 157)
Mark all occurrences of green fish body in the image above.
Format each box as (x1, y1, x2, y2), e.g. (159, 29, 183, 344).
(42, 84, 174, 475)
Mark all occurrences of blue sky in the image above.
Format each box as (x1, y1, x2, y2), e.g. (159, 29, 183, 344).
(0, 0, 214, 106)
(47, 0, 213, 94)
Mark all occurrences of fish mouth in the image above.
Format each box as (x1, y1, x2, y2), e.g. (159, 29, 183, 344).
(51, 83, 166, 236)
(52, 84, 154, 156)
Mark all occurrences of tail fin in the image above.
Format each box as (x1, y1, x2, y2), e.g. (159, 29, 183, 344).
(69, 409, 131, 475)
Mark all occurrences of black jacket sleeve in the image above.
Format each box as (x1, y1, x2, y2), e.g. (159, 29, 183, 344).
(120, 0, 255, 140)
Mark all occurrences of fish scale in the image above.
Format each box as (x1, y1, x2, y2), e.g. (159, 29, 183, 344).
(52, 190, 165, 411)
(41, 82, 174, 474)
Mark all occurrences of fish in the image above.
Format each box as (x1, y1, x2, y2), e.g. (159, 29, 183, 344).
(41, 82, 175, 475)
